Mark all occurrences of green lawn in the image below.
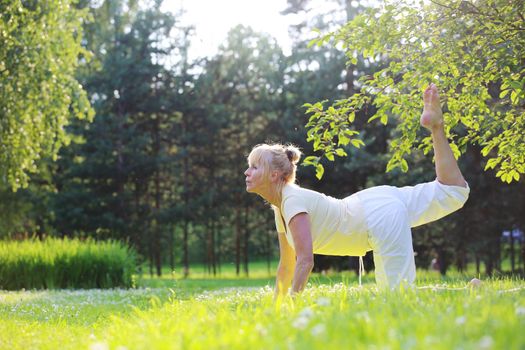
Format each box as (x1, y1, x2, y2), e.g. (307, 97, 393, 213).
(1, 268, 524, 349)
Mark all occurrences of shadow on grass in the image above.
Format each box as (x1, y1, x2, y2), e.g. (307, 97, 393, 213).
(137, 276, 275, 294)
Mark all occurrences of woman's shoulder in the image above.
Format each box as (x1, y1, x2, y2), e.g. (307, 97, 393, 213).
(283, 183, 323, 199)
(283, 183, 303, 195)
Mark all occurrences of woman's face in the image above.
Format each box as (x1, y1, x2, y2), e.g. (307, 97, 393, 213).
(244, 160, 268, 194)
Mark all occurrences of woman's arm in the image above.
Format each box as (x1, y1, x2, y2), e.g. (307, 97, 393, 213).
(288, 212, 314, 295)
(275, 231, 296, 299)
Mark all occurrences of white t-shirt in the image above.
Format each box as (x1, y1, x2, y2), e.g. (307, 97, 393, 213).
(274, 183, 371, 256)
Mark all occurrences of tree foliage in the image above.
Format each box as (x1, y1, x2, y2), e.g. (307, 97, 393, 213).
(0, 0, 94, 190)
(306, 0, 525, 182)
(52, 0, 183, 276)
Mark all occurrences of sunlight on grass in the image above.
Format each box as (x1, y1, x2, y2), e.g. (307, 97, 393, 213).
(102, 280, 524, 350)
(1, 272, 524, 349)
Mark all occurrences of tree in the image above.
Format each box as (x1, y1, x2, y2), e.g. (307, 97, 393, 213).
(191, 25, 286, 276)
(305, 0, 525, 183)
(0, 0, 94, 191)
(52, 0, 185, 276)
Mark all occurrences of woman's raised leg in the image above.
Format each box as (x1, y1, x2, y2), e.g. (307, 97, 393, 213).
(420, 84, 467, 188)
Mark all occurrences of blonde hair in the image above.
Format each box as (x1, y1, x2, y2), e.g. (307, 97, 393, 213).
(247, 143, 302, 204)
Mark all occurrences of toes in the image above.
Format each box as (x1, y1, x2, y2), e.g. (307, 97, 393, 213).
(429, 84, 439, 104)
(423, 86, 431, 104)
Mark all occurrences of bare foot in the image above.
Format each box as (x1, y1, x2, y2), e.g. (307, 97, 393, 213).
(420, 83, 444, 131)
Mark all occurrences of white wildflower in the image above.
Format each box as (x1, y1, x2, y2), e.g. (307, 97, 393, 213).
(292, 316, 310, 330)
(478, 336, 494, 350)
(357, 311, 371, 323)
(298, 307, 314, 319)
(315, 297, 330, 307)
(311, 324, 326, 336)
(255, 323, 268, 337)
(388, 329, 397, 339)
(89, 342, 109, 350)
(516, 306, 525, 316)
(455, 316, 466, 325)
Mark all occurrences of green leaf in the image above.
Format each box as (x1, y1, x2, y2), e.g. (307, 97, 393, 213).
(509, 81, 522, 90)
(302, 156, 319, 166)
(481, 144, 495, 157)
(338, 134, 350, 146)
(400, 159, 409, 172)
(335, 148, 347, 157)
(315, 164, 325, 180)
(484, 158, 500, 171)
(367, 114, 381, 123)
(307, 38, 319, 48)
(351, 139, 365, 148)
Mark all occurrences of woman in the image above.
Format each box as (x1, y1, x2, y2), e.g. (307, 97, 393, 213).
(244, 84, 469, 297)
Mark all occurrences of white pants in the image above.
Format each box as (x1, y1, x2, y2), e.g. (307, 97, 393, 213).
(356, 180, 470, 289)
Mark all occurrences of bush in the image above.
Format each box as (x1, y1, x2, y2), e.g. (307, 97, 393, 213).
(0, 238, 136, 290)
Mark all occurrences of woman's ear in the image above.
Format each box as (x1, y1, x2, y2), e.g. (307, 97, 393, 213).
(270, 170, 281, 183)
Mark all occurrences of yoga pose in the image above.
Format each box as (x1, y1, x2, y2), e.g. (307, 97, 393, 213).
(244, 84, 469, 297)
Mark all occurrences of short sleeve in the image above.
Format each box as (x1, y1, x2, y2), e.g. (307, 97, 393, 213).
(282, 195, 308, 226)
(273, 206, 286, 233)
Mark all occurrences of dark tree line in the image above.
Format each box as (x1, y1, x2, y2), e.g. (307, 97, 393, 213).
(0, 0, 523, 277)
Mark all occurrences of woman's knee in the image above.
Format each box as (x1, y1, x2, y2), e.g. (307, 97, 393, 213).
(373, 252, 416, 289)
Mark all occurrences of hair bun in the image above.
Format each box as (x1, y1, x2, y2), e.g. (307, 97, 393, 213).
(285, 149, 294, 162)
(284, 145, 301, 164)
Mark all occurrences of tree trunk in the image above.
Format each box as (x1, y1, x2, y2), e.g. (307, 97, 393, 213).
(235, 197, 241, 276)
(181, 29, 191, 279)
(149, 247, 154, 277)
(183, 220, 189, 278)
(153, 120, 162, 277)
(182, 145, 189, 278)
(485, 256, 493, 276)
(243, 206, 250, 277)
(211, 220, 217, 276)
(456, 248, 466, 273)
(521, 238, 525, 274)
(217, 221, 222, 275)
(169, 225, 175, 273)
(206, 219, 212, 275)
(438, 248, 449, 276)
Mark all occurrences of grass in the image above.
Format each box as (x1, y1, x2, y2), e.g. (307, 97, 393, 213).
(1, 266, 524, 350)
(0, 238, 136, 289)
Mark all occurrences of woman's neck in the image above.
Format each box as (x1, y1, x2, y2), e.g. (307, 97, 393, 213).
(260, 182, 285, 207)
